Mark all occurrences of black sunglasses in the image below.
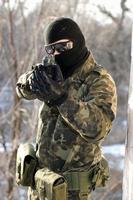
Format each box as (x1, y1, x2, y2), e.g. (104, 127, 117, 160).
(45, 41, 73, 55)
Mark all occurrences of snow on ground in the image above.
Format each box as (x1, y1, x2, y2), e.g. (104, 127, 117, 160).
(102, 144, 125, 171)
(102, 144, 125, 157)
(0, 143, 12, 152)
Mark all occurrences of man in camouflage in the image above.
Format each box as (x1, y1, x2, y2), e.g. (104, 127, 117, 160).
(16, 18, 117, 200)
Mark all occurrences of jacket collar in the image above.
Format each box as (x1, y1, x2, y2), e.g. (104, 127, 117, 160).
(71, 51, 97, 80)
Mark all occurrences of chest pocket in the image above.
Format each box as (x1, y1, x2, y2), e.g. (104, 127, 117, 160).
(77, 70, 101, 101)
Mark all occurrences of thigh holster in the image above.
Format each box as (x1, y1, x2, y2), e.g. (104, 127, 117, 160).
(16, 143, 37, 186)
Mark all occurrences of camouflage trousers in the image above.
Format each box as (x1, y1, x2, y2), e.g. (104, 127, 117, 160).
(28, 187, 92, 200)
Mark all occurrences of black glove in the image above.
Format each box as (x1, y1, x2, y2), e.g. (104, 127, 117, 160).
(29, 57, 67, 105)
(16, 71, 38, 100)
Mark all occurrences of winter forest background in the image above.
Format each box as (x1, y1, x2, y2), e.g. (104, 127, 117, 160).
(0, 0, 132, 199)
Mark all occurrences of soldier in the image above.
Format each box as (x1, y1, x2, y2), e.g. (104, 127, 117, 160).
(16, 18, 117, 200)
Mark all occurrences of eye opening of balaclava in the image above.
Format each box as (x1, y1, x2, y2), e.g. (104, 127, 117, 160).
(44, 17, 89, 79)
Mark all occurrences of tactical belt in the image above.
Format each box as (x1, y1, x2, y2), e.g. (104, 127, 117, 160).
(63, 156, 109, 199)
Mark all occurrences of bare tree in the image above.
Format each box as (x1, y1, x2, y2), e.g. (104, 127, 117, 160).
(0, 0, 131, 199)
(97, 0, 130, 30)
(6, 0, 22, 199)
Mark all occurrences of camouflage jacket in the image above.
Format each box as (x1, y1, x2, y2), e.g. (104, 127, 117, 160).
(16, 52, 117, 173)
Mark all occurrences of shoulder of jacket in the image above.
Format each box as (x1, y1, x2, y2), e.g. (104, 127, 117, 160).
(91, 65, 116, 87)
(92, 65, 108, 76)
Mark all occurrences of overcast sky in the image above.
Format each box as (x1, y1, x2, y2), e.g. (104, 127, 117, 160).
(5, 0, 133, 23)
(77, 0, 133, 23)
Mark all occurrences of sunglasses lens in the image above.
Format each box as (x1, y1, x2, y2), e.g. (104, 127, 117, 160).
(55, 43, 67, 53)
(45, 42, 73, 55)
(45, 45, 54, 54)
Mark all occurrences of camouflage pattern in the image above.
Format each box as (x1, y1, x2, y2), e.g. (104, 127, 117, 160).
(34, 52, 117, 171)
(16, 70, 37, 100)
(16, 52, 117, 199)
(28, 188, 92, 200)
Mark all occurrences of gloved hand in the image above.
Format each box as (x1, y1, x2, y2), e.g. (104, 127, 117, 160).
(29, 57, 67, 105)
(16, 71, 37, 100)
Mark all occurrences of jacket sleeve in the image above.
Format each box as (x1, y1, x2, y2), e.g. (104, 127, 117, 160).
(57, 70, 117, 142)
(16, 70, 37, 100)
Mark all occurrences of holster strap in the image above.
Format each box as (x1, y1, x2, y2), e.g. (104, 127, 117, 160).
(63, 171, 93, 200)
(63, 171, 91, 192)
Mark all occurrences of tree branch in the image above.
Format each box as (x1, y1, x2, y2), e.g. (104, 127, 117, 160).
(97, 5, 118, 23)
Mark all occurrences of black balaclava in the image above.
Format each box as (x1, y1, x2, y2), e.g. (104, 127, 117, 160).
(44, 17, 89, 79)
